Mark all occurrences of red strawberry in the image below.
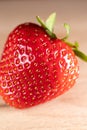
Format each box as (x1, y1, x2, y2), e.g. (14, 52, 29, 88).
(0, 13, 86, 108)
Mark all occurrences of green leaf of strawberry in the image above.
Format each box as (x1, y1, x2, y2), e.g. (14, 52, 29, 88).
(62, 23, 71, 40)
(36, 13, 57, 38)
(62, 23, 87, 62)
(45, 12, 56, 32)
(0, 13, 86, 109)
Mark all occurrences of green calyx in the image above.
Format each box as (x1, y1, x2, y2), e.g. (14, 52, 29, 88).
(36, 13, 87, 62)
(36, 13, 57, 39)
(62, 23, 87, 62)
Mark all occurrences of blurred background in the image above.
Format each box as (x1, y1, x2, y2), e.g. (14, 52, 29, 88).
(0, 1, 87, 130)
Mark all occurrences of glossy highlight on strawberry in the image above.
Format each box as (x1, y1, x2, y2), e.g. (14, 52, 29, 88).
(0, 13, 84, 109)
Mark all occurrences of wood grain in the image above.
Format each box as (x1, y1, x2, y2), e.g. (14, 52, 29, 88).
(0, 0, 87, 130)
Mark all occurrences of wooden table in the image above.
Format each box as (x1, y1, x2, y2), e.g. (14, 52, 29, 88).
(0, 0, 87, 130)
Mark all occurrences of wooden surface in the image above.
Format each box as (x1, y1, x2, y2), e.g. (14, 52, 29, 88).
(0, 0, 87, 130)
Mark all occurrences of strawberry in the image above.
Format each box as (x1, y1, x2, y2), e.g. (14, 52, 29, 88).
(0, 13, 86, 108)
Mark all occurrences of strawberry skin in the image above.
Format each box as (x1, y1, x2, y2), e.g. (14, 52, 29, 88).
(0, 23, 79, 108)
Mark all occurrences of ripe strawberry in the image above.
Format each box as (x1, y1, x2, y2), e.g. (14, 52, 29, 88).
(0, 13, 86, 108)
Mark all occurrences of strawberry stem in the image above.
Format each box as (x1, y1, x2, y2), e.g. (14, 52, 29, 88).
(73, 49, 87, 62)
(64, 40, 87, 62)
